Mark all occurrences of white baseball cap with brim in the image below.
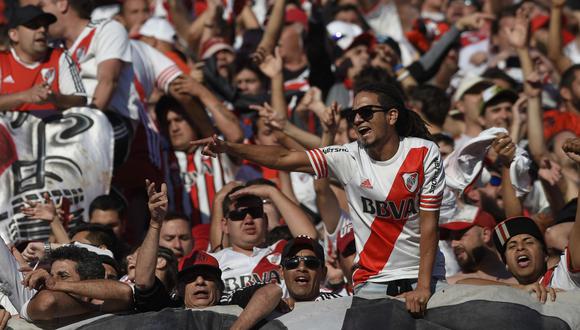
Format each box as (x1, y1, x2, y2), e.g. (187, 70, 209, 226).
(452, 74, 493, 102)
(139, 16, 176, 44)
(326, 20, 374, 51)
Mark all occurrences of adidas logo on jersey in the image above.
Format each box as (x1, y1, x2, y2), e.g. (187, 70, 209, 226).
(360, 179, 373, 189)
(2, 75, 14, 84)
(361, 196, 418, 220)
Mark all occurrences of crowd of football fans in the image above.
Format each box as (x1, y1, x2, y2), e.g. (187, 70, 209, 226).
(0, 0, 579, 328)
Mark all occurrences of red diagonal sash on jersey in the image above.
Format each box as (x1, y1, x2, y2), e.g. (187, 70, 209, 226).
(353, 147, 427, 286)
(71, 28, 97, 65)
(187, 153, 201, 225)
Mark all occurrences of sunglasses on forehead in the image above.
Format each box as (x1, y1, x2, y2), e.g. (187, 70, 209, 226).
(227, 207, 264, 221)
(345, 105, 390, 123)
(283, 256, 322, 270)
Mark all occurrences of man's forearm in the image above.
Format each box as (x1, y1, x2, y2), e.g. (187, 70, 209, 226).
(283, 122, 322, 150)
(0, 93, 26, 111)
(417, 212, 438, 289)
(222, 141, 313, 173)
(91, 80, 116, 110)
(270, 189, 317, 238)
(135, 221, 161, 290)
(27, 290, 96, 321)
(54, 94, 87, 109)
(53, 280, 133, 303)
(50, 218, 71, 244)
(231, 284, 282, 330)
(171, 91, 215, 138)
(256, 0, 286, 53)
(196, 87, 243, 143)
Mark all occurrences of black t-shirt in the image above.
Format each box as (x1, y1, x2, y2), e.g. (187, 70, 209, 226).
(133, 277, 182, 312)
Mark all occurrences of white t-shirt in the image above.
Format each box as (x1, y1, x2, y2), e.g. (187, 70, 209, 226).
(210, 240, 286, 293)
(542, 248, 580, 291)
(68, 19, 134, 120)
(306, 138, 446, 285)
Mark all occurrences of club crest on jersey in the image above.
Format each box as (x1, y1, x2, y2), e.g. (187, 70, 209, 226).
(402, 172, 419, 193)
(75, 47, 87, 62)
(41, 68, 56, 85)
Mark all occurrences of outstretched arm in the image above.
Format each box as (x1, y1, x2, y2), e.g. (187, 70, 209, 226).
(230, 284, 283, 330)
(191, 135, 315, 173)
(50, 280, 133, 312)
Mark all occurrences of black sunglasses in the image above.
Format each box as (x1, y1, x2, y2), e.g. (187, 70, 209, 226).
(283, 256, 322, 270)
(346, 105, 388, 123)
(227, 207, 264, 221)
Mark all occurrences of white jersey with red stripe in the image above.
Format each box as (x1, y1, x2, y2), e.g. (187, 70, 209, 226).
(540, 248, 580, 290)
(174, 148, 237, 225)
(210, 240, 286, 293)
(68, 19, 134, 119)
(306, 137, 446, 285)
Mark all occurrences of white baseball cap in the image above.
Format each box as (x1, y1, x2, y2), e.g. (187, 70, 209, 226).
(326, 20, 363, 50)
(452, 74, 492, 102)
(139, 17, 176, 44)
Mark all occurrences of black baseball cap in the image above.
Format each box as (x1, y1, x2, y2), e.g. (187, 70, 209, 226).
(8, 5, 57, 29)
(493, 216, 546, 260)
(282, 235, 325, 264)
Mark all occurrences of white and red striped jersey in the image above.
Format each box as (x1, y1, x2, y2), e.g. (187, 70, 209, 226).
(68, 19, 134, 120)
(172, 148, 237, 226)
(210, 240, 287, 293)
(306, 137, 446, 285)
(130, 40, 182, 168)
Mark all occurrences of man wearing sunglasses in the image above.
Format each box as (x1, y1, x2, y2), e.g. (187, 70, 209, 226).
(192, 81, 445, 316)
(0, 5, 86, 113)
(211, 184, 317, 294)
(281, 236, 343, 302)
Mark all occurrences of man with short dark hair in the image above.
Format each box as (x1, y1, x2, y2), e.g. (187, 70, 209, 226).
(0, 5, 86, 113)
(89, 194, 126, 238)
(70, 223, 119, 259)
(409, 84, 450, 134)
(20, 245, 133, 323)
(459, 140, 580, 302)
(193, 82, 446, 315)
(441, 207, 514, 284)
(159, 213, 193, 261)
(281, 236, 343, 302)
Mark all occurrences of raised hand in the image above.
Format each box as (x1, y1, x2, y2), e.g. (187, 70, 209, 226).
(21, 242, 46, 262)
(251, 102, 287, 130)
(505, 12, 529, 49)
(22, 268, 56, 291)
(228, 184, 276, 200)
(259, 47, 283, 78)
(251, 46, 269, 65)
(538, 157, 562, 186)
(22, 84, 51, 104)
(190, 134, 227, 158)
(21, 192, 58, 222)
(456, 12, 495, 31)
(491, 134, 516, 167)
(320, 101, 341, 134)
(562, 137, 580, 163)
(146, 179, 168, 225)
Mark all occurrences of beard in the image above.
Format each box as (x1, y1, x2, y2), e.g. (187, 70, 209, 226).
(457, 245, 487, 273)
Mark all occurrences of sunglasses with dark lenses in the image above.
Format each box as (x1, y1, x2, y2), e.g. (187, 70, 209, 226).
(283, 256, 322, 270)
(346, 105, 388, 123)
(227, 207, 263, 221)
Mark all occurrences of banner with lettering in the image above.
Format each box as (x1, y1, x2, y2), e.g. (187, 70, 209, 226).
(0, 108, 114, 243)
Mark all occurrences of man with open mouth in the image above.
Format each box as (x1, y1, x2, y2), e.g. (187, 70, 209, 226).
(192, 81, 446, 316)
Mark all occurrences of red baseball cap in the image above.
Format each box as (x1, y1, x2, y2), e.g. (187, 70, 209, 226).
(440, 207, 496, 232)
(285, 7, 308, 30)
(178, 251, 221, 281)
(200, 37, 234, 60)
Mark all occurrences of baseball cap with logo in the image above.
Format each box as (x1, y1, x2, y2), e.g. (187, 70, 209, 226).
(8, 5, 56, 29)
(480, 85, 518, 114)
(282, 235, 325, 264)
(440, 205, 496, 239)
(178, 251, 223, 287)
(200, 37, 235, 60)
(139, 17, 176, 43)
(493, 216, 546, 258)
(326, 20, 374, 52)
